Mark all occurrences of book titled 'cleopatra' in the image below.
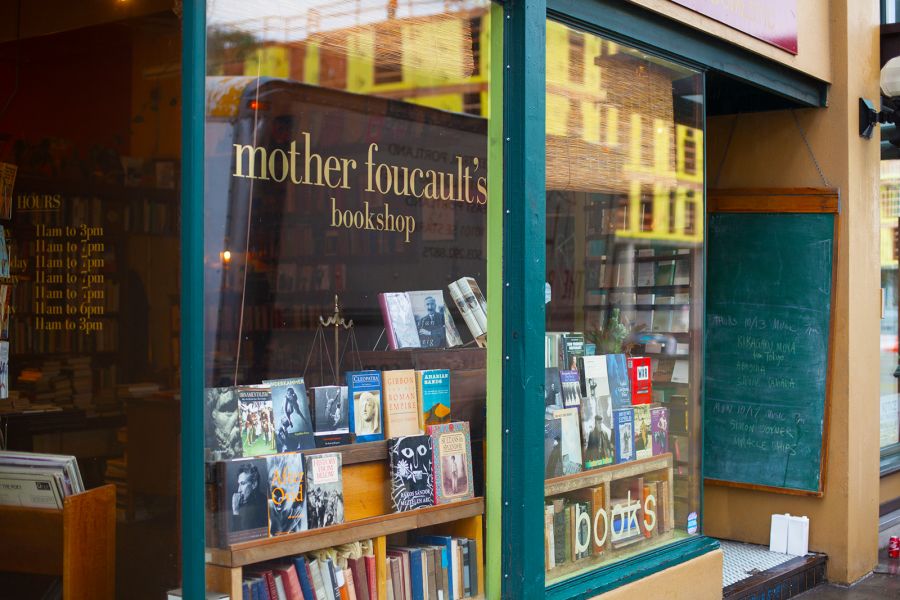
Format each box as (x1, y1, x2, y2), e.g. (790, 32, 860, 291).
(265, 452, 307, 536)
(417, 369, 451, 430)
(383, 370, 421, 438)
(388, 435, 435, 512)
(346, 370, 384, 443)
(613, 408, 635, 464)
(427, 421, 474, 504)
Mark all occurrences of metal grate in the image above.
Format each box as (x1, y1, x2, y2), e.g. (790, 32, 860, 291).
(721, 540, 799, 588)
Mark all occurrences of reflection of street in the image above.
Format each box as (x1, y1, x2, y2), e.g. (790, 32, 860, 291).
(881, 349, 897, 398)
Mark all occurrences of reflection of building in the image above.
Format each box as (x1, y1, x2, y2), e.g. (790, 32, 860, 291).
(881, 160, 900, 271)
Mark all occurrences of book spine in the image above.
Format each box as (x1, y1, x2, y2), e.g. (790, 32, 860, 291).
(364, 555, 378, 600)
(457, 278, 488, 334)
(378, 293, 399, 350)
(466, 539, 477, 597)
(447, 281, 484, 339)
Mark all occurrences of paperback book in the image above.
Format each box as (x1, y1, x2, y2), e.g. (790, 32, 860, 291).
(264, 377, 315, 452)
(605, 354, 632, 409)
(305, 453, 344, 529)
(544, 368, 563, 407)
(265, 452, 307, 535)
(627, 357, 652, 405)
(651, 406, 669, 456)
(388, 435, 435, 512)
(417, 369, 451, 430)
(613, 408, 635, 464)
(238, 387, 277, 457)
(427, 421, 474, 504)
(544, 416, 563, 479)
(633, 404, 652, 460)
(559, 369, 581, 408)
(383, 369, 421, 438)
(447, 276, 488, 344)
(346, 370, 384, 443)
(379, 291, 462, 349)
(552, 406, 584, 476)
(204, 387, 243, 461)
(311, 386, 351, 447)
(218, 456, 269, 544)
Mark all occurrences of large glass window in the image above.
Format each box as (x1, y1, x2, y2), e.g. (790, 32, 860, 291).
(204, 2, 493, 597)
(542, 21, 704, 583)
(880, 160, 900, 456)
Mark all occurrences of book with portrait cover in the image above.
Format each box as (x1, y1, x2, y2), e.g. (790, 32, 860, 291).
(238, 387, 277, 457)
(544, 367, 563, 407)
(383, 369, 421, 438)
(264, 378, 315, 452)
(613, 408, 635, 464)
(417, 369, 451, 430)
(379, 292, 421, 349)
(544, 415, 563, 480)
(560, 333, 585, 371)
(406, 290, 462, 349)
(553, 406, 584, 476)
(265, 452, 307, 536)
(204, 386, 243, 461)
(347, 370, 384, 443)
(632, 404, 653, 460)
(651, 406, 669, 456)
(427, 421, 473, 505)
(305, 452, 344, 529)
(447, 277, 487, 343)
(605, 354, 632, 409)
(311, 386, 351, 448)
(387, 434, 435, 512)
(217, 456, 269, 544)
(559, 369, 581, 408)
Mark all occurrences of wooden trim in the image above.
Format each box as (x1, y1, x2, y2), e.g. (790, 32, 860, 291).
(544, 454, 673, 496)
(722, 552, 826, 599)
(207, 497, 485, 567)
(704, 478, 824, 498)
(709, 188, 839, 214)
(304, 440, 387, 466)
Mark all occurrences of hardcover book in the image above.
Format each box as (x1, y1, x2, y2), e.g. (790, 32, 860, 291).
(590, 485, 607, 554)
(347, 370, 384, 443)
(632, 404, 653, 460)
(651, 406, 669, 455)
(605, 354, 632, 409)
(613, 408, 635, 464)
(560, 333, 585, 371)
(573, 501, 592, 560)
(544, 368, 563, 407)
(627, 357, 653, 405)
(559, 369, 581, 408)
(388, 435, 435, 512)
(218, 456, 268, 544)
(305, 453, 344, 529)
(204, 387, 242, 462)
(552, 407, 584, 475)
(383, 369, 421, 438)
(427, 421, 474, 504)
(578, 355, 614, 468)
(417, 369, 451, 430)
(406, 290, 462, 348)
(264, 377, 316, 452)
(265, 452, 307, 536)
(447, 277, 487, 343)
(378, 292, 421, 349)
(311, 386, 351, 447)
(238, 387, 277, 457)
(544, 416, 563, 479)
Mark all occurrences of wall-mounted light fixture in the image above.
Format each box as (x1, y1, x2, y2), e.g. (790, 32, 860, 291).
(861, 56, 900, 139)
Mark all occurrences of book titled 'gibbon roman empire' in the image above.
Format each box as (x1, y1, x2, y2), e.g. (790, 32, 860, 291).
(383, 369, 420, 437)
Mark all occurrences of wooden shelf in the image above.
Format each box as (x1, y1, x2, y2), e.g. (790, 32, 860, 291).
(545, 453, 673, 497)
(304, 440, 387, 466)
(546, 530, 678, 581)
(585, 284, 692, 294)
(207, 497, 485, 568)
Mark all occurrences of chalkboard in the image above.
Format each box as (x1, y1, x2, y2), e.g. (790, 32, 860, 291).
(704, 200, 836, 495)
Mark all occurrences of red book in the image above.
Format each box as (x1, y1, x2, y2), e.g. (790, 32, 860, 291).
(627, 357, 653, 404)
(364, 555, 378, 600)
(274, 565, 304, 600)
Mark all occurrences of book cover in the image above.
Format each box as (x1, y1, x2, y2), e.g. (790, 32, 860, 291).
(545, 505, 556, 570)
(347, 370, 384, 443)
(552, 501, 567, 566)
(448, 277, 487, 342)
(427, 421, 474, 504)
(544, 415, 563, 479)
(388, 435, 435, 512)
(590, 485, 607, 554)
(265, 452, 307, 536)
(406, 290, 462, 349)
(560, 333, 585, 371)
(379, 292, 421, 349)
(613, 408, 635, 463)
(305, 453, 344, 529)
(544, 367, 563, 407)
(552, 407, 583, 475)
(417, 369, 451, 430)
(578, 356, 614, 468)
(627, 357, 653, 405)
(238, 387, 277, 457)
(292, 556, 316, 600)
(605, 354, 632, 409)
(312, 386, 351, 447)
(651, 406, 669, 455)
(383, 370, 421, 438)
(573, 502, 592, 560)
(218, 456, 268, 544)
(559, 369, 581, 408)
(632, 404, 653, 460)
(264, 378, 316, 452)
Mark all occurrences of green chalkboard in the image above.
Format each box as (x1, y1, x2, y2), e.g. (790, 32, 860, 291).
(704, 211, 835, 494)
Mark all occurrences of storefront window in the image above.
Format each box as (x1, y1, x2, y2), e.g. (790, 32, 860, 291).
(881, 160, 900, 455)
(542, 21, 704, 583)
(204, 1, 492, 597)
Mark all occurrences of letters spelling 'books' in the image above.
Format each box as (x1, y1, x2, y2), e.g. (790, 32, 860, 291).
(605, 354, 632, 409)
(218, 456, 268, 544)
(613, 408, 635, 464)
(347, 370, 384, 443)
(264, 378, 316, 452)
(427, 421, 474, 504)
(417, 369, 451, 430)
(238, 387, 277, 457)
(383, 369, 421, 438)
(311, 386, 351, 448)
(204, 386, 242, 461)
(305, 453, 344, 529)
(559, 369, 581, 408)
(265, 452, 307, 536)
(388, 435, 435, 512)
(632, 404, 653, 460)
(627, 357, 653, 405)
(651, 406, 669, 456)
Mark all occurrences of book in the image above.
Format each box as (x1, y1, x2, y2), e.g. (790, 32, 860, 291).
(577, 356, 614, 468)
(544, 367, 563, 407)
(605, 354, 632, 409)
(428, 421, 474, 504)
(388, 435, 435, 512)
(651, 406, 669, 456)
(217, 456, 268, 544)
(379, 292, 421, 349)
(448, 277, 487, 343)
(348, 557, 369, 600)
(309, 559, 332, 600)
(265, 378, 316, 452)
(626, 357, 652, 405)
(613, 408, 635, 464)
(632, 404, 653, 460)
(265, 452, 307, 536)
(560, 333, 585, 371)
(305, 453, 344, 529)
(559, 369, 581, 408)
(415, 535, 454, 600)
(312, 386, 351, 448)
(552, 407, 583, 475)
(205, 387, 243, 461)
(0, 162, 15, 220)
(590, 485, 607, 554)
(364, 555, 377, 600)
(417, 369, 451, 430)
(347, 371, 384, 443)
(573, 501, 592, 560)
(407, 290, 463, 349)
(545, 504, 556, 570)
(383, 370, 421, 438)
(672, 359, 690, 384)
(552, 500, 567, 566)
(643, 482, 659, 538)
(238, 387, 277, 457)
(292, 556, 316, 600)
(544, 415, 563, 479)
(460, 540, 471, 597)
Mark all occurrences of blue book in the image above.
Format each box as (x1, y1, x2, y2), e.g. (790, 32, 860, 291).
(606, 354, 632, 409)
(327, 558, 342, 600)
(292, 556, 315, 600)
(347, 370, 384, 442)
(415, 535, 454, 600)
(254, 578, 268, 600)
(613, 408, 635, 463)
(407, 548, 425, 600)
(417, 369, 451, 429)
(242, 582, 250, 600)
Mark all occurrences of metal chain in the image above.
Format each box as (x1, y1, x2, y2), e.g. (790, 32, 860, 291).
(792, 109, 831, 188)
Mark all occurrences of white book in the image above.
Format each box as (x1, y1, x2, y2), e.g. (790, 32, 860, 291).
(0, 467, 64, 508)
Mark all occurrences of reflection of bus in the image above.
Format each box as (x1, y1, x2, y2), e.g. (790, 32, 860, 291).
(205, 77, 488, 385)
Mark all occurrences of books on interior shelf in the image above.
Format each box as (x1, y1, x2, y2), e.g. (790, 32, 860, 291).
(388, 434, 435, 512)
(428, 421, 474, 504)
(305, 452, 344, 529)
(311, 386, 351, 448)
(347, 370, 384, 443)
(651, 406, 669, 456)
(217, 456, 269, 544)
(393, 536, 479, 599)
(544, 367, 563, 407)
(265, 451, 307, 536)
(265, 377, 316, 452)
(448, 276, 487, 344)
(383, 369, 421, 438)
(379, 290, 462, 350)
(633, 404, 652, 461)
(238, 387, 277, 457)
(417, 369, 451, 430)
(613, 408, 635, 464)
(544, 415, 563, 479)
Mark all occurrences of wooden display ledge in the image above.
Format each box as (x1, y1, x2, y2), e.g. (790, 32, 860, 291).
(546, 530, 678, 581)
(207, 497, 485, 568)
(304, 440, 388, 466)
(545, 453, 674, 496)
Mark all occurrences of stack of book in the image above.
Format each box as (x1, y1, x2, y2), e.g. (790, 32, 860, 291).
(0, 450, 84, 509)
(63, 356, 93, 409)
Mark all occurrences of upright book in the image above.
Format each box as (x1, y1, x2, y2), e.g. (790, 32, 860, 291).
(544, 368, 563, 407)
(427, 421, 474, 504)
(311, 386, 351, 447)
(305, 453, 344, 529)
(238, 387, 277, 457)
(388, 435, 435, 512)
(264, 377, 316, 451)
(632, 404, 652, 460)
(347, 370, 384, 443)
(379, 291, 463, 349)
(552, 407, 583, 476)
(626, 357, 653, 405)
(577, 356, 614, 468)
(544, 416, 563, 479)
(383, 369, 421, 438)
(605, 354, 632, 409)
(447, 276, 487, 345)
(651, 406, 669, 456)
(417, 369, 451, 430)
(217, 456, 269, 544)
(613, 408, 635, 464)
(204, 387, 243, 461)
(265, 452, 307, 536)
(559, 369, 581, 408)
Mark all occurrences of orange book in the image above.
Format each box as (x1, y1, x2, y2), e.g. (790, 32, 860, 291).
(383, 369, 420, 437)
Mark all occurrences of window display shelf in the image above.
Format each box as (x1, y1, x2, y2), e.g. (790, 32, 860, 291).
(545, 453, 673, 497)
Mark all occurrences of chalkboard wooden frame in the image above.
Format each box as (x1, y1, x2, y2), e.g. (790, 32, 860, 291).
(705, 188, 839, 497)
